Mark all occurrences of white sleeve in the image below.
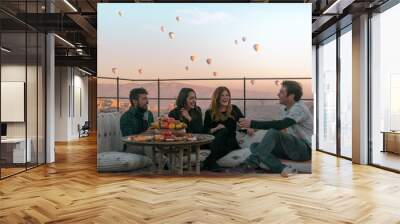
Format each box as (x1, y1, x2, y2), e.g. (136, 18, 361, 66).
(285, 104, 306, 123)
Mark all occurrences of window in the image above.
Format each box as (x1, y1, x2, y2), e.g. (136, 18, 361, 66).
(340, 28, 352, 158)
(317, 36, 337, 154)
(370, 3, 400, 171)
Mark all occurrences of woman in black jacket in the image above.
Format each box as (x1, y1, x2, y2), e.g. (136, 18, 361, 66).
(202, 86, 245, 171)
(168, 88, 203, 133)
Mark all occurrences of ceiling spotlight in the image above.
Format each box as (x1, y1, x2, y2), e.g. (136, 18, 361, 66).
(322, 0, 354, 15)
(78, 67, 93, 76)
(1, 47, 11, 53)
(63, 0, 78, 12)
(54, 34, 75, 48)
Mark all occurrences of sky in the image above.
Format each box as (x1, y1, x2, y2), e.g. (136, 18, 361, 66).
(97, 3, 312, 80)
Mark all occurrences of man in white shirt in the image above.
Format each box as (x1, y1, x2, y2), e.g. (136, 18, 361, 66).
(238, 80, 313, 177)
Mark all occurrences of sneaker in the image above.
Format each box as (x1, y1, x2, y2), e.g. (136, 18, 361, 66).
(280, 166, 298, 177)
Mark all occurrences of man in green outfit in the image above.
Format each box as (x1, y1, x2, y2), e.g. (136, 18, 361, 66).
(120, 87, 154, 137)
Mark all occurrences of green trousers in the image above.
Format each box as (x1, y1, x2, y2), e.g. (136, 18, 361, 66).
(245, 129, 311, 173)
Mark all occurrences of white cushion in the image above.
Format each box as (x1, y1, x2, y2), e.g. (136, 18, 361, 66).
(97, 112, 123, 153)
(215, 130, 267, 168)
(236, 130, 267, 149)
(97, 152, 152, 172)
(217, 148, 252, 168)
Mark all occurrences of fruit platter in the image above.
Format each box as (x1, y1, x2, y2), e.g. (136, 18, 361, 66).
(127, 132, 198, 143)
(150, 116, 188, 136)
(150, 116, 188, 130)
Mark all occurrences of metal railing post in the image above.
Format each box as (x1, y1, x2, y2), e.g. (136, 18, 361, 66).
(243, 77, 247, 117)
(157, 78, 160, 117)
(117, 77, 120, 112)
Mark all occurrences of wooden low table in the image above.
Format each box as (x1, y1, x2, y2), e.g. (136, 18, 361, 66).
(122, 134, 214, 175)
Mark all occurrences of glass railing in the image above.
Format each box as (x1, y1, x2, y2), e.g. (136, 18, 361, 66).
(97, 77, 313, 120)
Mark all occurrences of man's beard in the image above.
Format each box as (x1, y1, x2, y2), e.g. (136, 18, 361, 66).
(137, 105, 148, 113)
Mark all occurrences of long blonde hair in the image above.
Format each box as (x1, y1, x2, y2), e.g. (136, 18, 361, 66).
(210, 86, 233, 121)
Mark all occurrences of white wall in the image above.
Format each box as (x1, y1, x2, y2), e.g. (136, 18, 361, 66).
(1, 63, 46, 164)
(1, 65, 39, 137)
(55, 67, 89, 141)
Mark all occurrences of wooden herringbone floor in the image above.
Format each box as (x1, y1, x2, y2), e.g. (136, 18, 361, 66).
(1, 136, 400, 224)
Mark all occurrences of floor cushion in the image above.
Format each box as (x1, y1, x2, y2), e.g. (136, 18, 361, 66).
(217, 130, 267, 168)
(217, 148, 251, 167)
(97, 151, 152, 172)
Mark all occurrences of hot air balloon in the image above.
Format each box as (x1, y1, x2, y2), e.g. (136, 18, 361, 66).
(118, 11, 123, 17)
(190, 55, 196, 62)
(242, 36, 246, 42)
(206, 58, 212, 65)
(250, 80, 255, 85)
(138, 68, 143, 75)
(185, 66, 189, 71)
(160, 26, 165, 32)
(253, 44, 261, 52)
(176, 16, 181, 22)
(234, 40, 239, 45)
(213, 72, 217, 77)
(168, 32, 175, 39)
(112, 67, 117, 75)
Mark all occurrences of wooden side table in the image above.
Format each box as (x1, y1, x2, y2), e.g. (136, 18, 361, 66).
(381, 131, 400, 154)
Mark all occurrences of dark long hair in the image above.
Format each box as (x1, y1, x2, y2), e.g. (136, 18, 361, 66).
(175, 88, 201, 121)
(176, 88, 196, 109)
